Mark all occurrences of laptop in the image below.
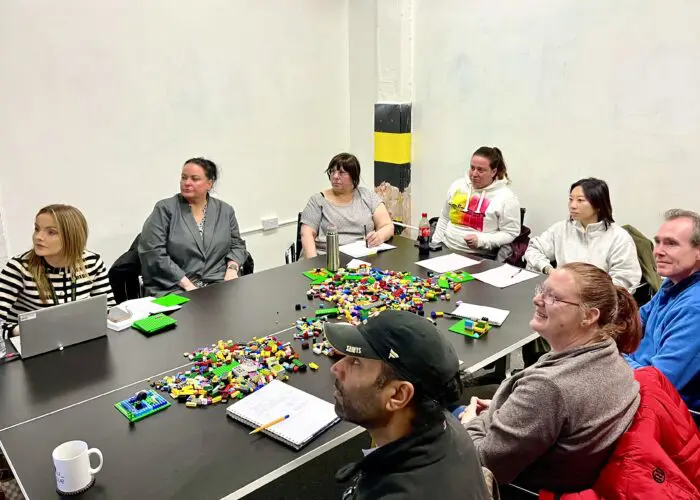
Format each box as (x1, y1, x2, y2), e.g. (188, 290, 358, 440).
(10, 295, 108, 359)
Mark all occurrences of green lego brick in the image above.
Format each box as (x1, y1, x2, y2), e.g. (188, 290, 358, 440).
(315, 308, 339, 317)
(438, 277, 450, 289)
(211, 361, 240, 378)
(152, 294, 190, 307)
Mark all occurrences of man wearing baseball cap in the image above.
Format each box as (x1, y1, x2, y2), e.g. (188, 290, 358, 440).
(326, 310, 489, 500)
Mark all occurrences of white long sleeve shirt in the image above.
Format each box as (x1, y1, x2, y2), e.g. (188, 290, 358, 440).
(524, 220, 642, 290)
(432, 178, 521, 256)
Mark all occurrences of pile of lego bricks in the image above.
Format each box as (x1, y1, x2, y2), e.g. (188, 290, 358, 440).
(294, 317, 335, 356)
(304, 266, 459, 325)
(150, 336, 317, 409)
(292, 267, 470, 354)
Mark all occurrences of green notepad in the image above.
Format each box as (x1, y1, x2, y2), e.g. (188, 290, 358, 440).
(132, 314, 177, 334)
(449, 319, 482, 339)
(152, 294, 190, 307)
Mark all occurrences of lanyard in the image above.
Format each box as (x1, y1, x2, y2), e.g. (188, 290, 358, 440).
(49, 273, 76, 305)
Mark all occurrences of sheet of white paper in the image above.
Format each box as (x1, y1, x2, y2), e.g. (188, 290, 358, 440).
(346, 259, 372, 270)
(339, 240, 396, 259)
(471, 264, 539, 288)
(415, 253, 480, 273)
(9, 336, 21, 355)
(451, 303, 510, 326)
(107, 297, 181, 331)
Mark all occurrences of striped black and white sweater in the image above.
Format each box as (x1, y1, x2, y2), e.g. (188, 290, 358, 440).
(0, 250, 115, 339)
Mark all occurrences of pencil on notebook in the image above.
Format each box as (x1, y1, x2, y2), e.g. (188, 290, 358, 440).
(249, 414, 290, 434)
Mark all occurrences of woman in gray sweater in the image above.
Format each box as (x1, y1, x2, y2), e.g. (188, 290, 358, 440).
(461, 262, 641, 493)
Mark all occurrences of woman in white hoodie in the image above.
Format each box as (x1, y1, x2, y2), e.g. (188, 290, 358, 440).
(432, 147, 521, 257)
(524, 178, 641, 290)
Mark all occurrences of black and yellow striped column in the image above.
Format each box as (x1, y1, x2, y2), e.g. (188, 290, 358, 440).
(374, 103, 411, 233)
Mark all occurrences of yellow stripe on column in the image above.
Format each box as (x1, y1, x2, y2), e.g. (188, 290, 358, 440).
(374, 132, 411, 165)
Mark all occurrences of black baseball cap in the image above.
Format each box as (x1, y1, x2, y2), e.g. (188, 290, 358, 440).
(324, 310, 459, 399)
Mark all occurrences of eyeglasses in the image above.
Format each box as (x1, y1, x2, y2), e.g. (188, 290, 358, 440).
(534, 284, 581, 307)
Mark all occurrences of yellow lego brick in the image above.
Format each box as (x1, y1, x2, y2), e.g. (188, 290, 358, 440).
(211, 395, 222, 404)
(170, 389, 180, 398)
(185, 401, 197, 408)
(309, 362, 319, 371)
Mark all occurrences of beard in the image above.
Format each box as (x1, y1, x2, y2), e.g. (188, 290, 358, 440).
(333, 379, 389, 428)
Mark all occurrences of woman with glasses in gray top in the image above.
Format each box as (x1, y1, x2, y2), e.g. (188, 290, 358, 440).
(459, 263, 641, 493)
(300, 153, 394, 258)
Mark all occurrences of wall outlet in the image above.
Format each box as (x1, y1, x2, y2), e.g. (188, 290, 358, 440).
(261, 217, 279, 231)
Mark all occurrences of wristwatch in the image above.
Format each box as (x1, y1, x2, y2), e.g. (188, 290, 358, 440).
(227, 262, 240, 272)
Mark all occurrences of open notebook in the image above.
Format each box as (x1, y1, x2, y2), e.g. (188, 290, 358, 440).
(226, 380, 340, 450)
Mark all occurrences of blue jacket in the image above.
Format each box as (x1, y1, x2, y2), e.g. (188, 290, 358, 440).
(624, 271, 700, 411)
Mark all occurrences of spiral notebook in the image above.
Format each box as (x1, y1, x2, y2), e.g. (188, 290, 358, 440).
(226, 380, 340, 450)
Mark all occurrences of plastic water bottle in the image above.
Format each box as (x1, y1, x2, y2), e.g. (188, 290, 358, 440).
(326, 223, 340, 272)
(418, 212, 431, 257)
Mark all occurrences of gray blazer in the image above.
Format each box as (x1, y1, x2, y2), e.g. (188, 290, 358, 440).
(138, 194, 247, 295)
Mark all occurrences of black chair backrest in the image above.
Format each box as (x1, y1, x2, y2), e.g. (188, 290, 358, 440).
(295, 212, 302, 261)
(108, 234, 142, 304)
(241, 253, 255, 276)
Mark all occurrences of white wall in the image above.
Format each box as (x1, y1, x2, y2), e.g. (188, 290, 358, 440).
(412, 0, 700, 239)
(347, 0, 378, 187)
(0, 1, 350, 271)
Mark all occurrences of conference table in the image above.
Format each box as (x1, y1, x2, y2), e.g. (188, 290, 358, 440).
(0, 237, 542, 499)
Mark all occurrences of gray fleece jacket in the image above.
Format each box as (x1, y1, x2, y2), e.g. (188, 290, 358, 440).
(466, 338, 640, 493)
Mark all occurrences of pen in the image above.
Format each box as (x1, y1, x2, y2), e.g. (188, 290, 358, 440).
(510, 268, 523, 279)
(443, 312, 463, 320)
(364, 225, 368, 248)
(2, 353, 21, 364)
(250, 414, 290, 434)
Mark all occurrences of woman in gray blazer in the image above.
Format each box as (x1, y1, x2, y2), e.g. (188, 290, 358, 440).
(139, 158, 247, 295)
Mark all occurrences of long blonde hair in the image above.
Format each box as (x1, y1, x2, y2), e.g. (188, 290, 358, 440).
(27, 204, 89, 303)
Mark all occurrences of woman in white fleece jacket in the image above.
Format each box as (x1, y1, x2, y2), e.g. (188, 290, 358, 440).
(432, 146, 521, 257)
(524, 178, 641, 290)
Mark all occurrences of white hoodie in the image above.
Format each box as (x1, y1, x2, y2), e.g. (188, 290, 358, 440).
(432, 177, 521, 256)
(524, 220, 642, 290)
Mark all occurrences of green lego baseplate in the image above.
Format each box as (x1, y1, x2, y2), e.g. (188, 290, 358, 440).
(152, 294, 190, 307)
(211, 360, 240, 378)
(449, 319, 484, 339)
(303, 268, 333, 281)
(132, 313, 177, 334)
(114, 390, 171, 423)
(443, 271, 474, 283)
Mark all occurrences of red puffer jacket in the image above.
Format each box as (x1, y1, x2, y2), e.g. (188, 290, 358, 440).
(539, 367, 700, 500)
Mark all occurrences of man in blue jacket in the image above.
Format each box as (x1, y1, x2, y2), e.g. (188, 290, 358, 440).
(625, 209, 700, 411)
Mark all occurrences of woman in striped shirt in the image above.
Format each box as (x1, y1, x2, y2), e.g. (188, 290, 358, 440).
(0, 204, 115, 339)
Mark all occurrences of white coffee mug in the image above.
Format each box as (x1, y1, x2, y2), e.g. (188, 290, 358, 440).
(52, 440, 103, 494)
